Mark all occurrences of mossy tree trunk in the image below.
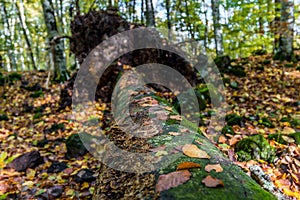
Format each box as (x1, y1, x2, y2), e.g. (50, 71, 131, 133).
(92, 69, 277, 200)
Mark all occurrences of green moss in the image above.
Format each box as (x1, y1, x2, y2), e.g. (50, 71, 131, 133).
(262, 60, 271, 65)
(8, 72, 22, 81)
(33, 112, 43, 119)
(259, 117, 275, 128)
(252, 49, 267, 56)
(284, 63, 294, 68)
(30, 90, 44, 98)
(221, 125, 235, 135)
(235, 134, 275, 162)
(225, 114, 243, 126)
(296, 66, 300, 71)
(0, 114, 8, 121)
(290, 132, 300, 145)
(158, 134, 276, 200)
(268, 133, 287, 144)
(257, 66, 264, 71)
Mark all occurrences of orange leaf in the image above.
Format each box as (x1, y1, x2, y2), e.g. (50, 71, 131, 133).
(182, 144, 210, 159)
(204, 164, 223, 173)
(156, 170, 191, 192)
(177, 162, 201, 170)
(202, 175, 224, 187)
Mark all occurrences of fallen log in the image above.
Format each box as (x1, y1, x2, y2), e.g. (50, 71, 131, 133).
(84, 69, 279, 200)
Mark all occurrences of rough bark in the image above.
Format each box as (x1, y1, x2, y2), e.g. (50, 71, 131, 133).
(91, 69, 278, 200)
(2, 2, 17, 70)
(211, 0, 223, 56)
(275, 0, 294, 60)
(15, 1, 37, 70)
(41, 0, 68, 81)
(145, 0, 155, 27)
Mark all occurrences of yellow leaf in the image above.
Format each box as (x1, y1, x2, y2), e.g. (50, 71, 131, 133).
(66, 189, 75, 196)
(81, 182, 90, 190)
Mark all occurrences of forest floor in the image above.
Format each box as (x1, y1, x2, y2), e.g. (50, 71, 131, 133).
(0, 53, 300, 199)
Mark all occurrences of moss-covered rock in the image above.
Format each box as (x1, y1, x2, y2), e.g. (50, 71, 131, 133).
(0, 113, 8, 121)
(259, 117, 275, 128)
(267, 133, 287, 145)
(29, 90, 44, 98)
(257, 66, 264, 71)
(8, 72, 22, 81)
(235, 134, 275, 162)
(230, 66, 246, 77)
(221, 125, 235, 135)
(225, 114, 243, 126)
(262, 60, 271, 65)
(65, 133, 88, 159)
(229, 81, 239, 89)
(284, 63, 294, 68)
(214, 55, 231, 70)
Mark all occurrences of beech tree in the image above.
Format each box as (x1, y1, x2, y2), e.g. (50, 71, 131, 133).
(275, 0, 295, 60)
(211, 0, 223, 56)
(41, 0, 68, 81)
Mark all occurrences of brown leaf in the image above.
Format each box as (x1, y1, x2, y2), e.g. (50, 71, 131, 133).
(204, 164, 223, 173)
(156, 170, 191, 192)
(177, 162, 201, 170)
(218, 135, 227, 143)
(182, 144, 210, 159)
(202, 175, 224, 187)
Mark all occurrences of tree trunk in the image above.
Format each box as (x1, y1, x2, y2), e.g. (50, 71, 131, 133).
(41, 0, 68, 81)
(2, 2, 17, 70)
(275, 0, 294, 60)
(92, 69, 279, 200)
(15, 1, 37, 70)
(165, 0, 171, 31)
(273, 0, 281, 54)
(203, 0, 209, 49)
(145, 0, 155, 27)
(211, 0, 223, 56)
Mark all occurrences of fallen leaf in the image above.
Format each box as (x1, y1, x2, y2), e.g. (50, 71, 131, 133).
(182, 144, 210, 159)
(156, 170, 191, 192)
(282, 135, 295, 143)
(202, 175, 224, 187)
(218, 135, 227, 143)
(177, 162, 201, 170)
(205, 164, 223, 173)
(282, 127, 296, 134)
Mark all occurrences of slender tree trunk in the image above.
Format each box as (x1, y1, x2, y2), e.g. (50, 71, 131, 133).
(41, 0, 68, 81)
(132, 0, 136, 22)
(211, 0, 223, 56)
(273, 0, 281, 53)
(15, 1, 37, 70)
(141, 0, 144, 24)
(166, 0, 171, 30)
(184, 0, 194, 39)
(2, 2, 17, 71)
(203, 1, 208, 49)
(145, 0, 155, 27)
(275, 0, 294, 60)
